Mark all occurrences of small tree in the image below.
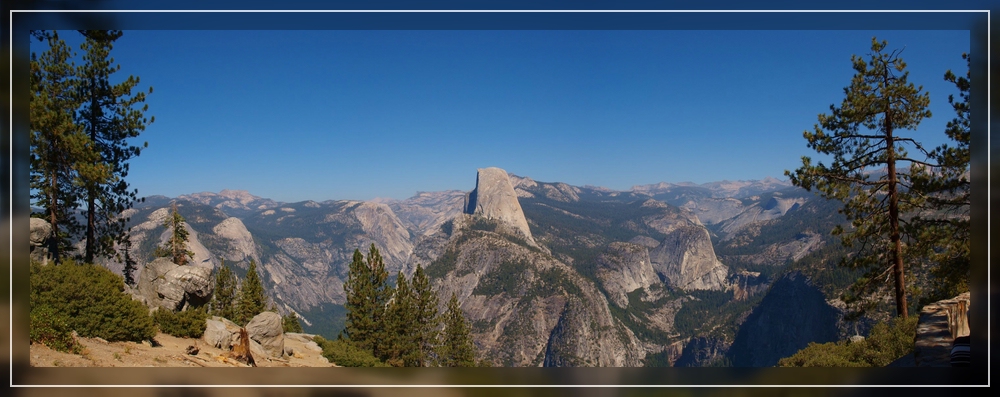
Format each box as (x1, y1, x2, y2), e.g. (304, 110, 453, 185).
(156, 202, 194, 265)
(437, 293, 476, 367)
(236, 259, 268, 325)
(210, 260, 238, 321)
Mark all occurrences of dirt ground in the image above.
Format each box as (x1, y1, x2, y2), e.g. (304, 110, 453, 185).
(28, 331, 336, 368)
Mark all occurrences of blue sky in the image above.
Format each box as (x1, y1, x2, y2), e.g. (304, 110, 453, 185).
(35, 30, 970, 202)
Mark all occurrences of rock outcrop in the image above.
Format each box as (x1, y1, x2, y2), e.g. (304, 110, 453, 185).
(648, 223, 728, 291)
(211, 217, 260, 264)
(464, 167, 535, 245)
(29, 218, 53, 264)
(203, 318, 234, 349)
(595, 242, 660, 308)
(246, 311, 285, 358)
(134, 257, 214, 311)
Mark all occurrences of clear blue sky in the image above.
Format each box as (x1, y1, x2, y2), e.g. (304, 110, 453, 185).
(35, 30, 969, 202)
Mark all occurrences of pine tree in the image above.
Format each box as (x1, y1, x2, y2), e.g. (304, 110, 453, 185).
(211, 260, 238, 322)
(409, 263, 439, 367)
(786, 37, 934, 319)
(121, 228, 137, 286)
(384, 271, 417, 366)
(156, 202, 194, 265)
(236, 259, 269, 325)
(29, 30, 101, 262)
(282, 312, 303, 333)
(909, 53, 971, 302)
(342, 244, 391, 358)
(76, 30, 153, 265)
(437, 292, 476, 367)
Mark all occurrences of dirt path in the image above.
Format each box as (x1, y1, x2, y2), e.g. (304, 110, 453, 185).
(29, 331, 335, 368)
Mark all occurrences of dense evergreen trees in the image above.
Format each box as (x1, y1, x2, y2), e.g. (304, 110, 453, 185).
(342, 245, 478, 367)
(29, 30, 152, 263)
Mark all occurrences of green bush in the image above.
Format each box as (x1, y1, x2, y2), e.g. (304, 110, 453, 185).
(778, 317, 918, 367)
(29, 305, 82, 354)
(30, 260, 156, 342)
(153, 306, 208, 338)
(314, 336, 388, 367)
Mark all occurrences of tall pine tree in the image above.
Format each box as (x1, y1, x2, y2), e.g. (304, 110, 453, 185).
(342, 244, 391, 358)
(384, 271, 416, 366)
(30, 30, 102, 262)
(76, 30, 153, 265)
(409, 264, 439, 367)
(786, 37, 933, 319)
(437, 292, 476, 367)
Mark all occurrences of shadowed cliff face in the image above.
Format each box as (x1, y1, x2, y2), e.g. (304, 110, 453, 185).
(728, 271, 840, 367)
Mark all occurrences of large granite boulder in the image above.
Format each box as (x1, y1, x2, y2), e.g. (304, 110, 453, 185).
(202, 319, 233, 349)
(246, 312, 284, 358)
(29, 218, 53, 264)
(134, 257, 214, 311)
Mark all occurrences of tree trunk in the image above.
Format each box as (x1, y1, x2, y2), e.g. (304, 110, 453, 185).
(885, 94, 908, 319)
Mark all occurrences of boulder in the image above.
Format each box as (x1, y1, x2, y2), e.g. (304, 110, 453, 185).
(202, 319, 233, 349)
(29, 217, 52, 246)
(246, 312, 284, 358)
(29, 218, 53, 264)
(135, 257, 215, 311)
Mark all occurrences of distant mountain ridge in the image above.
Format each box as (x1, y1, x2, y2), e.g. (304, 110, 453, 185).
(91, 171, 837, 366)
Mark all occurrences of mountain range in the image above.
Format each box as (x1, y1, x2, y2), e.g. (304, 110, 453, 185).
(94, 168, 853, 366)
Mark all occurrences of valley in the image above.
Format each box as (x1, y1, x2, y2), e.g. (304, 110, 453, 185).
(82, 167, 856, 367)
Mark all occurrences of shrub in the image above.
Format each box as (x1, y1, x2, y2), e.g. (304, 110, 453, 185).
(313, 336, 388, 367)
(30, 260, 156, 342)
(153, 306, 208, 338)
(29, 305, 82, 354)
(778, 316, 918, 367)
